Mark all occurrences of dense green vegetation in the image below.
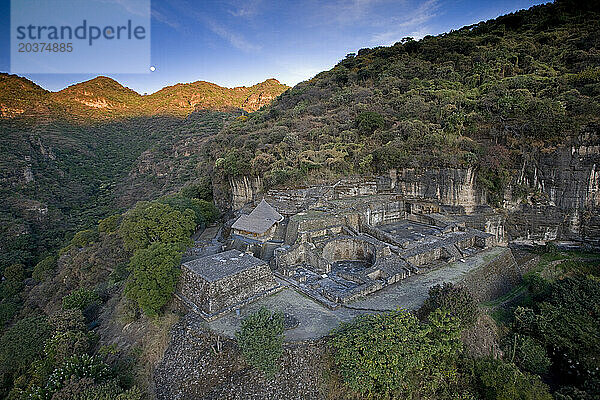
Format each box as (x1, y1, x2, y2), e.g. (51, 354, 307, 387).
(418, 282, 478, 329)
(331, 309, 464, 399)
(209, 0, 599, 199)
(328, 300, 555, 400)
(125, 242, 182, 317)
(501, 260, 600, 398)
(0, 114, 179, 272)
(236, 307, 284, 379)
(0, 187, 208, 396)
(0, 109, 227, 285)
(1, 309, 142, 399)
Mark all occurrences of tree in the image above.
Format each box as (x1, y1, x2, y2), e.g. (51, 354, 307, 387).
(1, 263, 25, 300)
(533, 275, 600, 382)
(2, 264, 24, 282)
(62, 288, 101, 312)
(32, 255, 57, 282)
(125, 242, 181, 316)
(330, 309, 462, 398)
(98, 215, 121, 234)
(69, 229, 99, 249)
(419, 282, 478, 328)
(507, 334, 551, 375)
(181, 177, 213, 201)
(0, 300, 19, 330)
(355, 111, 385, 135)
(472, 358, 552, 400)
(119, 202, 195, 252)
(158, 195, 219, 226)
(0, 315, 52, 376)
(236, 307, 284, 378)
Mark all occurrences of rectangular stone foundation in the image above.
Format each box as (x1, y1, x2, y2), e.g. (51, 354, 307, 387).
(178, 249, 281, 320)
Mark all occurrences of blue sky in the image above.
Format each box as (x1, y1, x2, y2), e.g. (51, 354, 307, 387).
(0, 0, 548, 94)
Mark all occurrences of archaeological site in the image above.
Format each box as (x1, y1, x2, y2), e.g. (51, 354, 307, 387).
(173, 166, 595, 340)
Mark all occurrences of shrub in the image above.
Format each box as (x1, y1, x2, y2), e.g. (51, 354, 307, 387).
(419, 282, 478, 328)
(180, 177, 213, 202)
(98, 215, 121, 234)
(158, 195, 219, 226)
(355, 111, 385, 135)
(0, 315, 52, 376)
(0, 264, 25, 299)
(194, 199, 220, 224)
(214, 149, 247, 177)
(49, 378, 141, 400)
(125, 242, 181, 317)
(505, 334, 551, 375)
(516, 335, 551, 374)
(472, 358, 552, 400)
(236, 307, 284, 378)
(70, 229, 99, 249)
(512, 306, 538, 336)
(523, 272, 551, 301)
(32, 255, 58, 282)
(330, 309, 462, 398)
(46, 354, 112, 394)
(62, 288, 101, 312)
(3, 264, 25, 282)
(554, 385, 596, 400)
(0, 300, 19, 330)
(45, 330, 93, 364)
(119, 202, 195, 252)
(49, 309, 87, 333)
(534, 275, 600, 381)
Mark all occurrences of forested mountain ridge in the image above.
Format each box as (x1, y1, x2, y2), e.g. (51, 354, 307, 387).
(208, 1, 599, 186)
(0, 73, 287, 272)
(0, 74, 289, 120)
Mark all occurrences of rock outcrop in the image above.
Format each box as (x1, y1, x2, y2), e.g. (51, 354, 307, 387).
(228, 138, 600, 244)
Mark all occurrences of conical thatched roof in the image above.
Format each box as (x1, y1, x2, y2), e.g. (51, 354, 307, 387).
(231, 199, 283, 234)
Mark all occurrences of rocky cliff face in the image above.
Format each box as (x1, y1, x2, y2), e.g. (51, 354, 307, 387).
(228, 137, 600, 244)
(229, 176, 264, 209)
(507, 138, 600, 242)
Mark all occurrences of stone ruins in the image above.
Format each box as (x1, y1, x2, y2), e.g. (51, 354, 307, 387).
(177, 180, 499, 318)
(177, 249, 280, 320)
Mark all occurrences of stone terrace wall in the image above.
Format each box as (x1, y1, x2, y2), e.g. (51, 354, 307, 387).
(457, 247, 522, 302)
(179, 265, 211, 312)
(275, 243, 329, 274)
(321, 237, 377, 265)
(178, 263, 278, 316)
(208, 264, 278, 313)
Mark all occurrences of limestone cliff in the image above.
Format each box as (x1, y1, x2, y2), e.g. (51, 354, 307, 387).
(227, 138, 600, 244)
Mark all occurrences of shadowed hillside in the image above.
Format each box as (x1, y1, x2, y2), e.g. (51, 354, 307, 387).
(0, 74, 287, 270)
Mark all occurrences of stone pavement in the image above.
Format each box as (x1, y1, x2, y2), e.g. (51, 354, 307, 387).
(208, 246, 507, 341)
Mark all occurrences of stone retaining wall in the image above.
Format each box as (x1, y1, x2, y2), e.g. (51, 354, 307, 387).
(457, 247, 524, 302)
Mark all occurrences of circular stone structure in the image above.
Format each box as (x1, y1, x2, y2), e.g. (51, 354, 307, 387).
(321, 237, 376, 266)
(283, 312, 300, 330)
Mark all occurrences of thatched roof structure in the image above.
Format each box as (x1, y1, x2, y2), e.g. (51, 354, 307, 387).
(231, 199, 283, 234)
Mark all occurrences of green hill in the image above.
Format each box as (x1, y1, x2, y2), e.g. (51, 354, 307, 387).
(145, 78, 289, 116)
(0, 75, 288, 270)
(208, 0, 599, 198)
(0, 74, 289, 120)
